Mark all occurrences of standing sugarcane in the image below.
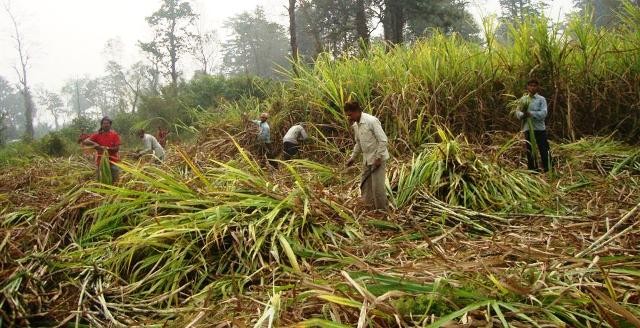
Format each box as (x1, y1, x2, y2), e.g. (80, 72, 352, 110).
(514, 79, 551, 173)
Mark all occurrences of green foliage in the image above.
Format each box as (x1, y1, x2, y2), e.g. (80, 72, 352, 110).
(0, 140, 38, 167)
(276, 9, 640, 144)
(35, 132, 68, 157)
(73, 150, 353, 298)
(404, 0, 481, 42)
(180, 74, 273, 110)
(392, 129, 549, 210)
(0, 75, 25, 141)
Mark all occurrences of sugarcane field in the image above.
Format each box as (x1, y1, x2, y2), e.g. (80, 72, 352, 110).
(1, 1, 640, 327)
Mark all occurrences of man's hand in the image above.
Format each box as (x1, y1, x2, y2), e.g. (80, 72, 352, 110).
(373, 158, 382, 169)
(346, 158, 355, 167)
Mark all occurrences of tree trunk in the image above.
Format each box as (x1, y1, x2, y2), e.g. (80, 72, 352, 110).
(383, 0, 405, 46)
(299, 0, 324, 58)
(52, 112, 60, 130)
(356, 0, 370, 51)
(169, 1, 178, 89)
(21, 87, 34, 139)
(289, 0, 299, 75)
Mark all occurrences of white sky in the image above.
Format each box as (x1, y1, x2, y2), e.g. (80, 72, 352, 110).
(0, 0, 574, 93)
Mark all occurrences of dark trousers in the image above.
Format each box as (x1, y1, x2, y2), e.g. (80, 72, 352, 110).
(282, 142, 299, 160)
(524, 130, 551, 172)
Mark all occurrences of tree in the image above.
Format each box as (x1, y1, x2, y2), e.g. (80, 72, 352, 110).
(375, 0, 480, 45)
(190, 25, 218, 75)
(0, 76, 14, 144)
(0, 75, 25, 141)
(296, 0, 370, 58)
(35, 88, 66, 130)
(404, 0, 480, 42)
(382, 0, 405, 45)
(221, 7, 290, 78)
(140, 0, 197, 88)
(61, 78, 94, 119)
(573, 0, 639, 27)
(289, 0, 299, 71)
(3, 0, 35, 139)
(355, 0, 370, 47)
(123, 62, 148, 113)
(499, 0, 547, 25)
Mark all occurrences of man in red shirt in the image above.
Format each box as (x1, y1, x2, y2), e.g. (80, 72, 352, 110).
(156, 127, 169, 148)
(82, 116, 121, 183)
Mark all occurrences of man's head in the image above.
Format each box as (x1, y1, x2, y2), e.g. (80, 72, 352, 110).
(100, 116, 112, 132)
(259, 112, 269, 122)
(526, 79, 539, 95)
(137, 129, 145, 138)
(344, 101, 362, 123)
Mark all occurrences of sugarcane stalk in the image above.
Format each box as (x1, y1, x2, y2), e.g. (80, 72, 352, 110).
(99, 150, 113, 185)
(575, 201, 640, 258)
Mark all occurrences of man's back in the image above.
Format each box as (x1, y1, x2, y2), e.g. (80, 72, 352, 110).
(143, 134, 165, 158)
(283, 125, 307, 144)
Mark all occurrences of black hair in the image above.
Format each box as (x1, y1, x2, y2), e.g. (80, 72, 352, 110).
(343, 101, 362, 112)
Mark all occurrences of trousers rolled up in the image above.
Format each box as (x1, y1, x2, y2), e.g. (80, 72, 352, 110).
(360, 160, 388, 211)
(524, 130, 551, 172)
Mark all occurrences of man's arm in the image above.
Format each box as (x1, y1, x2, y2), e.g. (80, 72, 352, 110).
(371, 118, 388, 161)
(300, 126, 308, 141)
(82, 135, 103, 150)
(346, 124, 361, 165)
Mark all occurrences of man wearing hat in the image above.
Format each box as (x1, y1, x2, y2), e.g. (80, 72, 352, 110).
(82, 116, 122, 183)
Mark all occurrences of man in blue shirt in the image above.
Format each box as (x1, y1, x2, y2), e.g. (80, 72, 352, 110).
(246, 112, 275, 167)
(515, 79, 551, 172)
(252, 112, 271, 144)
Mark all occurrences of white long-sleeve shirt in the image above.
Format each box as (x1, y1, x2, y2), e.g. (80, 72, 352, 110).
(349, 113, 390, 165)
(282, 125, 308, 144)
(142, 133, 165, 160)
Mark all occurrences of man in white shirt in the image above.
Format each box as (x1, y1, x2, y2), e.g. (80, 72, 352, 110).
(282, 123, 308, 160)
(344, 101, 389, 211)
(135, 129, 165, 162)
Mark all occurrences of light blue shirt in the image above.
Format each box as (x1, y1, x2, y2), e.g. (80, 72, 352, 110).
(252, 120, 271, 143)
(515, 94, 547, 131)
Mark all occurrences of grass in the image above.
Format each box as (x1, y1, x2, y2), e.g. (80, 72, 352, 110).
(1, 134, 638, 326)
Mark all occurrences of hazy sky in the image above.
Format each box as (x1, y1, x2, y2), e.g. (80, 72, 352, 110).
(0, 0, 574, 92)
